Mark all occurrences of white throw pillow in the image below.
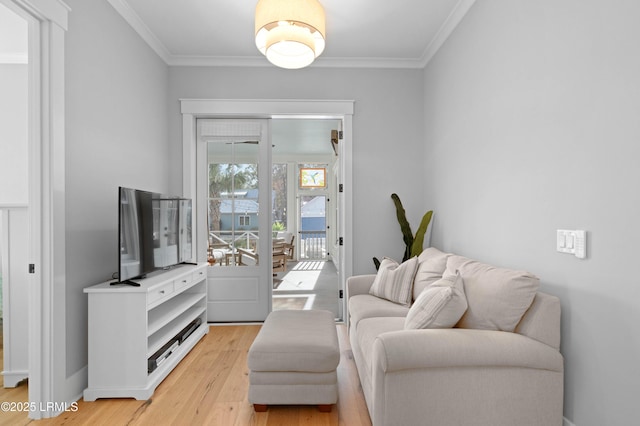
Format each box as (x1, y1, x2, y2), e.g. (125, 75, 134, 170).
(404, 273, 468, 329)
(369, 257, 419, 307)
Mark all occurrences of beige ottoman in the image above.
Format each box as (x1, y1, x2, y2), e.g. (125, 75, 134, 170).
(248, 309, 340, 412)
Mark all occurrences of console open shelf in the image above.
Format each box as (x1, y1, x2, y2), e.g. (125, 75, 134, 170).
(147, 305, 206, 357)
(147, 291, 206, 337)
(83, 263, 208, 401)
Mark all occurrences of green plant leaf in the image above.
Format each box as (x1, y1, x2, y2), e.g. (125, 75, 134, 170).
(391, 193, 414, 261)
(410, 210, 433, 258)
(373, 257, 381, 270)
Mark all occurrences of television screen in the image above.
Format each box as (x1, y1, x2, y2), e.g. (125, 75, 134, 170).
(118, 187, 192, 283)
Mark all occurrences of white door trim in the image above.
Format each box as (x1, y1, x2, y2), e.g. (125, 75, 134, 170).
(181, 99, 354, 320)
(3, 0, 69, 419)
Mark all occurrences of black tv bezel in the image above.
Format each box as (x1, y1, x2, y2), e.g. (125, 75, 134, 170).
(113, 186, 192, 286)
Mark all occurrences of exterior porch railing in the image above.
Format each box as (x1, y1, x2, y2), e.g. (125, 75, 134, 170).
(299, 230, 326, 260)
(209, 229, 327, 263)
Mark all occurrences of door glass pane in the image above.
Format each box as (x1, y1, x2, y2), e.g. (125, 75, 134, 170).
(207, 141, 259, 266)
(300, 195, 326, 260)
(272, 163, 287, 232)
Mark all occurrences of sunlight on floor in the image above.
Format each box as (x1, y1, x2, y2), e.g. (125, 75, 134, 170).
(292, 261, 326, 271)
(272, 260, 338, 316)
(276, 271, 321, 290)
(275, 261, 327, 290)
(272, 294, 316, 310)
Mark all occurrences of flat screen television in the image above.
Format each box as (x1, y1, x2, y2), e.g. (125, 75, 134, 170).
(115, 187, 193, 285)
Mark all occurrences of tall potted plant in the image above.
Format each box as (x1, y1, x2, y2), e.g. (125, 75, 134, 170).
(373, 193, 433, 269)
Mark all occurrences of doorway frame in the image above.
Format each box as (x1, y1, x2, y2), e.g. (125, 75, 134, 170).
(2, 0, 69, 419)
(181, 99, 354, 321)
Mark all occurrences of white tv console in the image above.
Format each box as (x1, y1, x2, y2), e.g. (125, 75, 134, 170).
(83, 263, 208, 401)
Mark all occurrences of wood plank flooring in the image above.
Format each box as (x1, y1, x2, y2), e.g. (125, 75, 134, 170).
(0, 324, 371, 426)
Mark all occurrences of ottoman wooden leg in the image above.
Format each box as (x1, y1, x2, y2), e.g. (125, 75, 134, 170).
(253, 404, 268, 412)
(318, 404, 332, 412)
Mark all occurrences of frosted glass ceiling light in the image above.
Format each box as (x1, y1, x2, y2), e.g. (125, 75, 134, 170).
(255, 0, 326, 69)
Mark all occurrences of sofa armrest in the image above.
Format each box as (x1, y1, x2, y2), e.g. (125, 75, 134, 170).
(515, 292, 561, 350)
(367, 328, 564, 426)
(374, 329, 563, 373)
(346, 274, 377, 299)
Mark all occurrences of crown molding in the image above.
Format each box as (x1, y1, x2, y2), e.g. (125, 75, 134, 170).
(106, 0, 172, 63)
(110, 0, 475, 70)
(166, 55, 268, 67)
(167, 54, 426, 69)
(312, 56, 425, 69)
(419, 0, 476, 67)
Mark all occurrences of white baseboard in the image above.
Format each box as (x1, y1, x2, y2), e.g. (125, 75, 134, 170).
(67, 365, 88, 402)
(564, 417, 576, 426)
(2, 370, 29, 387)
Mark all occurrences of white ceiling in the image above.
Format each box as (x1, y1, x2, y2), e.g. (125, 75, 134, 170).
(108, 0, 476, 68)
(0, 1, 476, 155)
(1, 0, 477, 67)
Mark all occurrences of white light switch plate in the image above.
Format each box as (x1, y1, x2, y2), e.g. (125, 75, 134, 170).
(574, 230, 586, 259)
(557, 229, 586, 259)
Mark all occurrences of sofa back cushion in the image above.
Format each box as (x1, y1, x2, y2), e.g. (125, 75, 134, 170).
(414, 247, 451, 301)
(446, 255, 539, 332)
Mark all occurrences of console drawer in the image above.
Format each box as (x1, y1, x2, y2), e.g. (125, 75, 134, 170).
(192, 268, 207, 283)
(148, 281, 174, 305)
(174, 273, 193, 291)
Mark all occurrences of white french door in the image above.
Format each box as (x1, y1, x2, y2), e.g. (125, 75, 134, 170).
(197, 119, 272, 321)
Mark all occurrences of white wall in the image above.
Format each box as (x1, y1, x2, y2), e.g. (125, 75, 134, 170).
(0, 64, 28, 205)
(168, 66, 426, 274)
(64, 0, 169, 380)
(423, 1, 640, 425)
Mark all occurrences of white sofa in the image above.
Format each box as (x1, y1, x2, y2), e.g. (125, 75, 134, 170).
(346, 247, 564, 426)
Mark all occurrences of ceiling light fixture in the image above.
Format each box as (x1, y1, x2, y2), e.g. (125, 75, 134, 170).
(255, 0, 326, 69)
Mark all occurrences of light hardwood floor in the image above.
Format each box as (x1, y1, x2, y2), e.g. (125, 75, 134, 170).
(0, 324, 371, 426)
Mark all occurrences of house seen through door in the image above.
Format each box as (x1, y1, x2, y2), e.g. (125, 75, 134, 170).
(201, 118, 341, 321)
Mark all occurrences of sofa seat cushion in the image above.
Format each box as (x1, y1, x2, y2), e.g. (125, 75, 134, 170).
(446, 255, 539, 332)
(355, 317, 405, 374)
(349, 294, 410, 330)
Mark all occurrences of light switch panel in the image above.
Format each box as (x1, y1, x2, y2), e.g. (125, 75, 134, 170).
(566, 234, 574, 249)
(574, 230, 586, 259)
(557, 229, 587, 259)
